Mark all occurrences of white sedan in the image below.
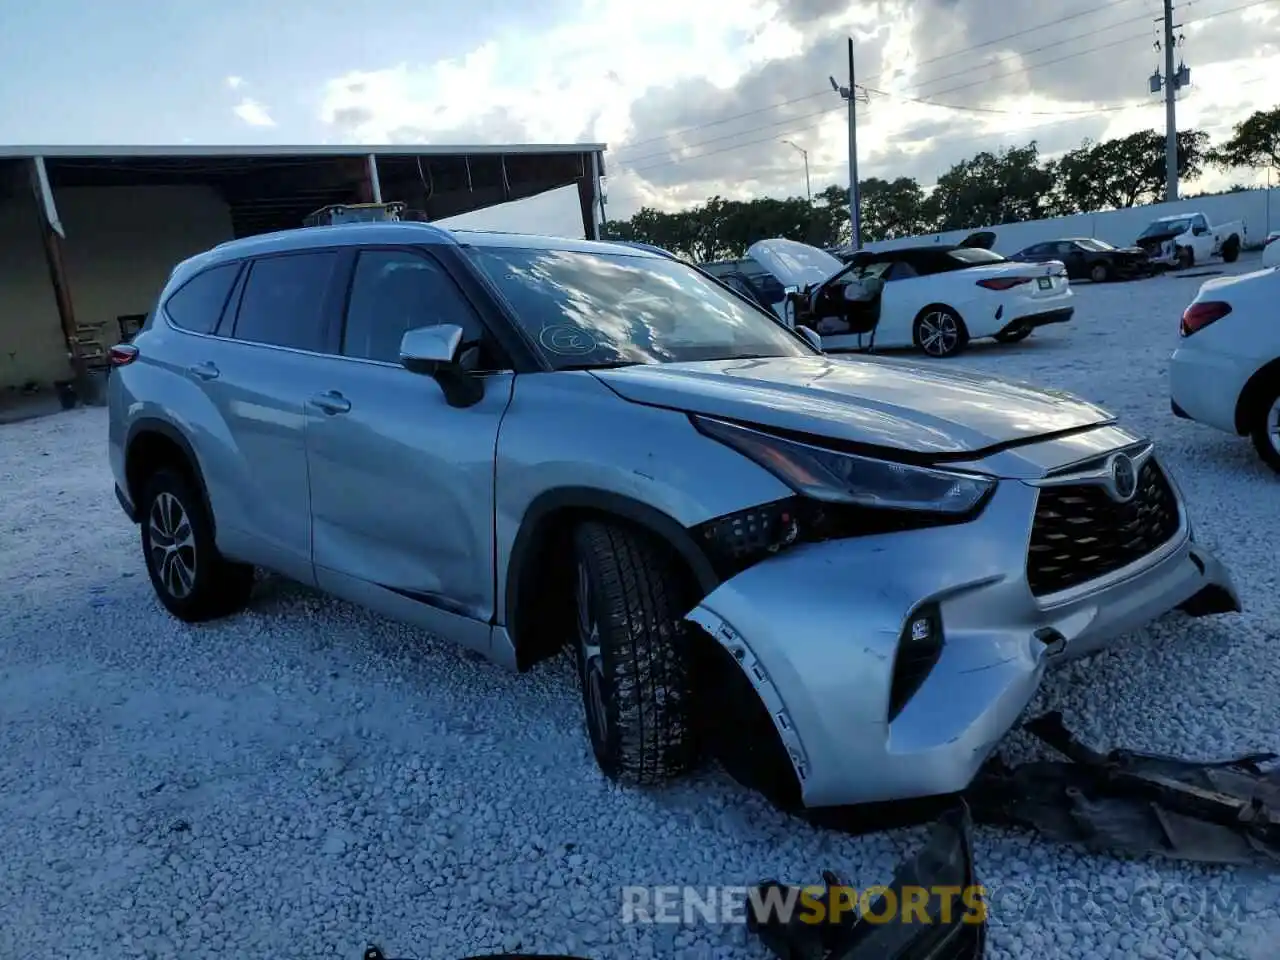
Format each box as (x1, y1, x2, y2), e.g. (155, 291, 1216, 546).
(1169, 265, 1280, 473)
(1263, 230, 1280, 269)
(746, 238, 1075, 358)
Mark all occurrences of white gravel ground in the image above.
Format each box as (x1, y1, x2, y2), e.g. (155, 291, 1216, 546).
(2, 255, 1278, 960)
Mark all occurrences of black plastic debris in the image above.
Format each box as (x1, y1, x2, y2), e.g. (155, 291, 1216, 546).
(748, 803, 987, 960)
(967, 711, 1280, 864)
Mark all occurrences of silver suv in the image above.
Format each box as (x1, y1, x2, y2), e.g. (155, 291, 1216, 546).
(108, 222, 1240, 811)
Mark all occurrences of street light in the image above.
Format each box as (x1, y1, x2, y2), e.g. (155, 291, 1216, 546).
(782, 139, 811, 203)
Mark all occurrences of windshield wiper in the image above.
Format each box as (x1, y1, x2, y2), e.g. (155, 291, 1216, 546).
(555, 360, 645, 371)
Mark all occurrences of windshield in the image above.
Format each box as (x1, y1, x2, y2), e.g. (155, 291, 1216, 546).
(1075, 238, 1115, 252)
(947, 248, 1006, 265)
(1140, 219, 1190, 238)
(465, 246, 814, 369)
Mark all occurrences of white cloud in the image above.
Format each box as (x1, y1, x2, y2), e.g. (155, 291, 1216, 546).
(314, 0, 1278, 221)
(226, 75, 245, 90)
(233, 98, 276, 128)
(318, 0, 786, 146)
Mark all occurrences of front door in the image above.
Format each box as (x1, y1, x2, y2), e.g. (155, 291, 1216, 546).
(304, 246, 516, 651)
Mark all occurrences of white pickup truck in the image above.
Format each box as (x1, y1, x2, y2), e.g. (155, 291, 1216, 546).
(1134, 211, 1245, 270)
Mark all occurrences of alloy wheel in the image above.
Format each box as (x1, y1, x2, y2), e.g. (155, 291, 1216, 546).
(148, 491, 197, 599)
(576, 561, 608, 744)
(919, 311, 959, 356)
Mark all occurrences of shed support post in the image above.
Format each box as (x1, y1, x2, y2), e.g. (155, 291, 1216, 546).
(577, 150, 603, 240)
(28, 157, 89, 391)
(366, 154, 382, 203)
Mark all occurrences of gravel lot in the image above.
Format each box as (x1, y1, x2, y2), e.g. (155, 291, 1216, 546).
(2, 256, 1278, 960)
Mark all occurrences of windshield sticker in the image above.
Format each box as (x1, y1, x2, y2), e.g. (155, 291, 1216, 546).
(539, 325, 597, 356)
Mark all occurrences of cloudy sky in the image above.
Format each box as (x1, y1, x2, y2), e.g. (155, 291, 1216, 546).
(0, 0, 1275, 234)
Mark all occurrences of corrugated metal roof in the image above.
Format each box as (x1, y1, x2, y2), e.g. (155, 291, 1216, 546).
(0, 143, 607, 159)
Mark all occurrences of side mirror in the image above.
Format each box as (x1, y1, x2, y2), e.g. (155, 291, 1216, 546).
(798, 326, 823, 351)
(399, 323, 484, 408)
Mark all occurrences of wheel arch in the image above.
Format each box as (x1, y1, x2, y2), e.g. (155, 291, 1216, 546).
(503, 487, 720, 670)
(124, 418, 215, 532)
(1234, 358, 1280, 435)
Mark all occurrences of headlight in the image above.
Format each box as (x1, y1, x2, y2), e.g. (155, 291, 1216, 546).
(693, 415, 995, 515)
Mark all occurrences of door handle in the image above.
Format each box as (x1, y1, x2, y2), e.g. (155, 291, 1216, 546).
(187, 361, 220, 381)
(309, 390, 351, 415)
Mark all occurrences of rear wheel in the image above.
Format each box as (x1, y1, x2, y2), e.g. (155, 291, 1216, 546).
(1090, 262, 1111, 283)
(1222, 237, 1240, 263)
(913, 306, 969, 358)
(140, 468, 255, 622)
(572, 521, 699, 784)
(1249, 385, 1280, 475)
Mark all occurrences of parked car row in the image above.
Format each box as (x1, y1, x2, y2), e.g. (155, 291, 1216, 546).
(107, 218, 1241, 827)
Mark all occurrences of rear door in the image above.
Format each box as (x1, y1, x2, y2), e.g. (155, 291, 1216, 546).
(302, 245, 516, 648)
(202, 249, 345, 583)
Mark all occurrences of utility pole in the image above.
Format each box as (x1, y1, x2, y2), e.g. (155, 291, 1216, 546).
(782, 139, 811, 202)
(1152, 0, 1190, 203)
(830, 39, 868, 249)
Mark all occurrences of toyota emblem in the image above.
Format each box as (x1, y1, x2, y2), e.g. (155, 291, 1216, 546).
(1109, 452, 1138, 502)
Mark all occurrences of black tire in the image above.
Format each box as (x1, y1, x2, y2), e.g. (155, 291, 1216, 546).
(1248, 382, 1280, 475)
(913, 306, 969, 358)
(1177, 246, 1195, 271)
(571, 521, 699, 784)
(139, 468, 255, 622)
(994, 327, 1033, 344)
(1090, 261, 1112, 283)
(1222, 236, 1240, 263)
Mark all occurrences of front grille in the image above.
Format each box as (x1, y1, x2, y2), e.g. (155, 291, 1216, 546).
(1027, 458, 1181, 597)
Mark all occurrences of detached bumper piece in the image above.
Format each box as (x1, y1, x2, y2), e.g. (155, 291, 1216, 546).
(747, 804, 987, 960)
(968, 712, 1280, 864)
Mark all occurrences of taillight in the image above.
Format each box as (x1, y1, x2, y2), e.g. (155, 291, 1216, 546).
(1180, 301, 1231, 337)
(108, 344, 138, 366)
(1266, 235, 1279, 247)
(977, 276, 1032, 291)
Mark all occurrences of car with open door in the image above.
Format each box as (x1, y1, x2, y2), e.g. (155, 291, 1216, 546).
(747, 238, 1075, 358)
(1011, 237, 1152, 282)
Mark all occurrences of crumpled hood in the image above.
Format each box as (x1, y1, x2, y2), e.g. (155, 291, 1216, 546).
(590, 355, 1115, 457)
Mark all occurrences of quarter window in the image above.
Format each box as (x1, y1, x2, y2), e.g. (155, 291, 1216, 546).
(232, 252, 338, 352)
(163, 263, 240, 334)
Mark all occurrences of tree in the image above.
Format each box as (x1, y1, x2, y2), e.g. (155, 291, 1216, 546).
(1209, 107, 1280, 172)
(922, 142, 1054, 231)
(858, 177, 928, 241)
(1053, 129, 1210, 211)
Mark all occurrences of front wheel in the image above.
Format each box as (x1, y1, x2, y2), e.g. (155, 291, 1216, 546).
(1249, 385, 1280, 475)
(913, 307, 969, 358)
(572, 521, 699, 784)
(1090, 262, 1112, 283)
(1177, 246, 1195, 270)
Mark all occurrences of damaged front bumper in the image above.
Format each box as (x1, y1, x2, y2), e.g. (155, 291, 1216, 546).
(684, 470, 1240, 810)
(749, 804, 986, 960)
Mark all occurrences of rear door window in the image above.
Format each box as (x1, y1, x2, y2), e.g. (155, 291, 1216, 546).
(163, 263, 241, 334)
(231, 252, 338, 352)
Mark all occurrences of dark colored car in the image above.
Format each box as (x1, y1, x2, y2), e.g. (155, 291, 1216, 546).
(1011, 237, 1151, 283)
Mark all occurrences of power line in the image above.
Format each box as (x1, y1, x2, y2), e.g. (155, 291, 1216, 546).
(611, 0, 1147, 158)
(604, 68, 1274, 207)
(605, 0, 1271, 186)
(861, 86, 1148, 117)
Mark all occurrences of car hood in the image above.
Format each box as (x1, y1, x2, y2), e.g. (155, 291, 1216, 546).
(747, 238, 846, 289)
(590, 355, 1114, 457)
